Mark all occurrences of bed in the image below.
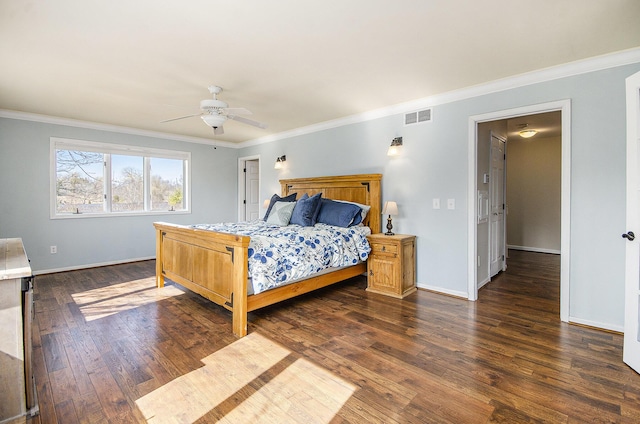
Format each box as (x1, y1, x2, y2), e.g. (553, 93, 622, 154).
(153, 173, 382, 337)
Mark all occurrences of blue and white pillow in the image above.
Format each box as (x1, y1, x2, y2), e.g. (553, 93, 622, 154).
(263, 193, 297, 221)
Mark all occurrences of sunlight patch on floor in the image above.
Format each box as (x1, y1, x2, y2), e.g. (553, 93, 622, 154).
(135, 332, 356, 423)
(71, 277, 184, 321)
(219, 357, 356, 424)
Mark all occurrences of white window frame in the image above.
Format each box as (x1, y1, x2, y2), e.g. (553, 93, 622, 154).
(50, 137, 191, 219)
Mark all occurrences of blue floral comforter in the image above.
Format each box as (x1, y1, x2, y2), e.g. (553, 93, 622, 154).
(190, 221, 371, 295)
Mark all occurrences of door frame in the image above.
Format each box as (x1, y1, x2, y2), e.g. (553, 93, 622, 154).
(467, 99, 571, 322)
(237, 155, 261, 222)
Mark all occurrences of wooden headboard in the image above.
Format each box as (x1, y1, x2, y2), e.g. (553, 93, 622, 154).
(280, 174, 382, 233)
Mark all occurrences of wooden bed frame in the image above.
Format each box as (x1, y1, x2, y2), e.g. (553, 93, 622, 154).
(154, 173, 382, 337)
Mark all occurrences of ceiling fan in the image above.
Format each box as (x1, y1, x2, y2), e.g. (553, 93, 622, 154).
(161, 85, 267, 135)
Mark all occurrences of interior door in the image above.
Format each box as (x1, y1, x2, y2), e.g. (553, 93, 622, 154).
(244, 159, 260, 221)
(624, 70, 640, 374)
(489, 133, 507, 277)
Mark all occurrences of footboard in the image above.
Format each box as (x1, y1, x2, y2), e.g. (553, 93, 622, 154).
(154, 222, 251, 337)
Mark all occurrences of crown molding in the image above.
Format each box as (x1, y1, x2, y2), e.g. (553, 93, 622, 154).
(2, 47, 639, 149)
(240, 47, 640, 147)
(0, 109, 237, 148)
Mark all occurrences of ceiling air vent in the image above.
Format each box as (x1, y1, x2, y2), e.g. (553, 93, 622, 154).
(405, 108, 432, 126)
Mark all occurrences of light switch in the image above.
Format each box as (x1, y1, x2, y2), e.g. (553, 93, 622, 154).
(447, 198, 455, 210)
(433, 198, 440, 209)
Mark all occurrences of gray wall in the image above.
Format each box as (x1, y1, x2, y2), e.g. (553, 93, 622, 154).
(0, 118, 238, 272)
(1, 61, 639, 331)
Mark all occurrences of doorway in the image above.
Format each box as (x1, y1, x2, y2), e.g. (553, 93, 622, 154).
(237, 155, 261, 222)
(468, 100, 571, 322)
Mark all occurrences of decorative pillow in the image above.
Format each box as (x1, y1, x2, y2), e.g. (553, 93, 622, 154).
(316, 199, 363, 227)
(290, 192, 322, 226)
(335, 199, 370, 226)
(266, 201, 296, 226)
(263, 193, 297, 221)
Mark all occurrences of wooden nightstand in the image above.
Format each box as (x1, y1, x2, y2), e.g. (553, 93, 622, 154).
(366, 233, 416, 298)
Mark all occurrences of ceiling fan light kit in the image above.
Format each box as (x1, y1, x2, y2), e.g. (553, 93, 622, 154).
(201, 114, 226, 128)
(161, 85, 267, 136)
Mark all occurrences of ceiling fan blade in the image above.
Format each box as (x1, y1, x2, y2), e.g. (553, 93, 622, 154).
(227, 114, 268, 129)
(223, 107, 252, 115)
(213, 126, 224, 135)
(160, 113, 201, 123)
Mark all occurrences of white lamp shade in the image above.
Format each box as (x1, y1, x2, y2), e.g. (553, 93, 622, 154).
(263, 199, 270, 209)
(382, 201, 398, 216)
(387, 144, 402, 156)
(387, 137, 403, 156)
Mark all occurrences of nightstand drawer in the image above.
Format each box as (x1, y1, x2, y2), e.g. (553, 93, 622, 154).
(370, 242, 398, 256)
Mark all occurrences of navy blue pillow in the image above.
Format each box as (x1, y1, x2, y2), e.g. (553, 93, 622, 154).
(263, 193, 297, 221)
(290, 193, 322, 226)
(316, 199, 362, 227)
(350, 211, 363, 226)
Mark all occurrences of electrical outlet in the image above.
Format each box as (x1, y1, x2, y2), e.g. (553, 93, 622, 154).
(447, 199, 455, 210)
(50, 245, 57, 254)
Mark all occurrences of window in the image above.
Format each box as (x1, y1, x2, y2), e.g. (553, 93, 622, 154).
(51, 138, 190, 218)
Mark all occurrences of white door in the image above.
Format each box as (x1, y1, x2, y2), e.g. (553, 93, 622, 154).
(624, 70, 640, 374)
(244, 159, 260, 221)
(489, 133, 507, 277)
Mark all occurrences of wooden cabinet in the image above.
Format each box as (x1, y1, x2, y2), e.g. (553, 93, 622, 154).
(366, 234, 416, 298)
(0, 238, 38, 421)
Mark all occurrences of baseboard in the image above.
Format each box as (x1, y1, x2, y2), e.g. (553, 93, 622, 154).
(507, 245, 561, 255)
(417, 283, 468, 299)
(478, 276, 491, 289)
(34, 256, 155, 276)
(569, 316, 623, 334)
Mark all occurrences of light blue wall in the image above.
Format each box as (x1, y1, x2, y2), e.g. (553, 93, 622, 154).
(0, 118, 238, 272)
(2, 61, 639, 330)
(241, 62, 640, 330)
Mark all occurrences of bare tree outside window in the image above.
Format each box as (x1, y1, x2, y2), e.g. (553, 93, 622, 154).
(112, 155, 144, 212)
(56, 150, 104, 213)
(54, 143, 188, 217)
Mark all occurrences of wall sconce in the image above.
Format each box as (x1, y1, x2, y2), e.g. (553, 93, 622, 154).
(382, 201, 398, 235)
(274, 155, 286, 169)
(387, 137, 403, 156)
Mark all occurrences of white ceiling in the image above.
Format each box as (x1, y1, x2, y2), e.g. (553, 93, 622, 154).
(1, 0, 639, 144)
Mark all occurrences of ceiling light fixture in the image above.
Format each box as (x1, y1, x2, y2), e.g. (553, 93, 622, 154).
(518, 123, 537, 138)
(519, 129, 537, 138)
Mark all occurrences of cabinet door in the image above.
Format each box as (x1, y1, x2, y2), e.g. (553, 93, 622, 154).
(370, 255, 399, 292)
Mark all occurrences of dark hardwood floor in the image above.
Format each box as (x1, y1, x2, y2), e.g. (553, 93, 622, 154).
(26, 250, 640, 423)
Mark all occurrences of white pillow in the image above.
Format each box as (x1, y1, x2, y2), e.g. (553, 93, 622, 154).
(266, 201, 296, 226)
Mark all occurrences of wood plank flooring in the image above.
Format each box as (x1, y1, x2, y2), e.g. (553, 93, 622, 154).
(22, 250, 640, 423)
